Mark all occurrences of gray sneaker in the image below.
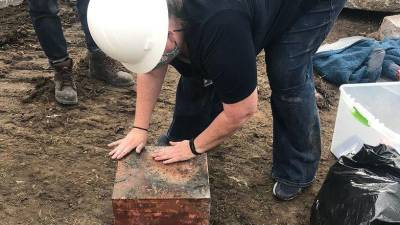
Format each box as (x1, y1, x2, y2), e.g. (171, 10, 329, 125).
(272, 182, 303, 201)
(156, 134, 171, 146)
(88, 51, 134, 87)
(53, 58, 78, 105)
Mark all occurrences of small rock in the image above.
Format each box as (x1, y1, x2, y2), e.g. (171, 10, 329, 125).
(346, 0, 400, 13)
(315, 90, 324, 102)
(379, 15, 400, 39)
(77, 197, 84, 204)
(4, 207, 16, 215)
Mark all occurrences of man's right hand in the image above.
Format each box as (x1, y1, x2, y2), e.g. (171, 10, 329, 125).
(108, 128, 148, 160)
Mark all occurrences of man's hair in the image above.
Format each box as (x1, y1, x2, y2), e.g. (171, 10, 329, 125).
(167, 0, 185, 19)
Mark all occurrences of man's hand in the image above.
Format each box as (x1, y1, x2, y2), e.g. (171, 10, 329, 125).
(108, 128, 148, 160)
(151, 140, 196, 164)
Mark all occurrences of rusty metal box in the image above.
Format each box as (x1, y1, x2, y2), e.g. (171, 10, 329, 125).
(112, 146, 210, 225)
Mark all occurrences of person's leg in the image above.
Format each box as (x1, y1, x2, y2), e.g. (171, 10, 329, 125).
(76, 0, 98, 52)
(28, 0, 77, 105)
(163, 77, 223, 143)
(27, 0, 69, 64)
(265, 0, 346, 200)
(76, 0, 134, 87)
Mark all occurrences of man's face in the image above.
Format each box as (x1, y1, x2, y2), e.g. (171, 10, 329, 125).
(155, 32, 181, 68)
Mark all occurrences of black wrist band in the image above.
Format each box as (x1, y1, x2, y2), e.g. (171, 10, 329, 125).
(189, 138, 201, 155)
(133, 126, 148, 132)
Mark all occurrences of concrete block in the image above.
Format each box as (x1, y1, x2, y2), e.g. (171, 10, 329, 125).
(379, 15, 400, 39)
(112, 146, 210, 225)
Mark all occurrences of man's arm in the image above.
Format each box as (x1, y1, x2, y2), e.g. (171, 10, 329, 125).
(195, 88, 258, 153)
(133, 66, 168, 129)
(151, 89, 257, 164)
(108, 65, 168, 159)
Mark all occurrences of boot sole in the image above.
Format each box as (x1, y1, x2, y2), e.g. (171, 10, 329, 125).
(55, 96, 78, 105)
(109, 81, 135, 87)
(90, 76, 135, 88)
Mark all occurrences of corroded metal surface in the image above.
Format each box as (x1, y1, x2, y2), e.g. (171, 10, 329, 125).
(113, 146, 210, 200)
(113, 199, 210, 225)
(112, 146, 210, 225)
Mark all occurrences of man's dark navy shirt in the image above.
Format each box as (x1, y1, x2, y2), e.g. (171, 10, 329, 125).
(171, 0, 317, 104)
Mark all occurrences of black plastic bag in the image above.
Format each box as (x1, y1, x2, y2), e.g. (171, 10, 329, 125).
(310, 144, 400, 225)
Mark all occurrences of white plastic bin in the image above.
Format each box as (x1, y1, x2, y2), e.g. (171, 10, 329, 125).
(331, 82, 400, 158)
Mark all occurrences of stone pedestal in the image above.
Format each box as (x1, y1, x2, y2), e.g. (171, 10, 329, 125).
(345, 0, 400, 13)
(112, 146, 210, 225)
(0, 0, 24, 9)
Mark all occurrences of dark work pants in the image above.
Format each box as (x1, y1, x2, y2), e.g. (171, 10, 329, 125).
(166, 0, 346, 188)
(27, 0, 98, 64)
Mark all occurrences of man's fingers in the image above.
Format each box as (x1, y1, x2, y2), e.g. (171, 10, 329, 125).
(154, 153, 172, 161)
(152, 147, 173, 158)
(151, 151, 161, 157)
(111, 145, 126, 159)
(116, 146, 132, 160)
(116, 150, 128, 160)
(108, 148, 119, 156)
(152, 149, 173, 161)
(108, 139, 122, 147)
(163, 158, 178, 164)
(136, 143, 145, 154)
(152, 148, 167, 157)
(111, 150, 121, 159)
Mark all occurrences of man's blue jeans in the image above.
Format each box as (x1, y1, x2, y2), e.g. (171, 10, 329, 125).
(27, 0, 98, 64)
(167, 0, 346, 188)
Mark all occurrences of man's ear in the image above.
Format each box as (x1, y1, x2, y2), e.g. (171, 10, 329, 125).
(168, 31, 176, 42)
(165, 31, 176, 49)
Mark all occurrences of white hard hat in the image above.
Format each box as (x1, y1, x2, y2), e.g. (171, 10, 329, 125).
(87, 0, 169, 73)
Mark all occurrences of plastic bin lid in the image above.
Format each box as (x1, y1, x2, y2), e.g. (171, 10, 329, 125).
(340, 83, 400, 151)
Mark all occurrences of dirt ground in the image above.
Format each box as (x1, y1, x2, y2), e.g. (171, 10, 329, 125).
(0, 3, 387, 225)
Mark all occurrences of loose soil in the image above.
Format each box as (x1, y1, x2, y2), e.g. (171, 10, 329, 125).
(0, 3, 386, 225)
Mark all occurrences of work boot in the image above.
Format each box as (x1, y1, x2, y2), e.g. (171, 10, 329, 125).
(88, 51, 134, 87)
(53, 58, 78, 105)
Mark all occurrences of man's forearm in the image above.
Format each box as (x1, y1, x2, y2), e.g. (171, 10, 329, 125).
(194, 89, 258, 153)
(133, 67, 167, 128)
(194, 111, 248, 154)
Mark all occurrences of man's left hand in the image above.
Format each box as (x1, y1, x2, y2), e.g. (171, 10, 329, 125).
(151, 140, 196, 164)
